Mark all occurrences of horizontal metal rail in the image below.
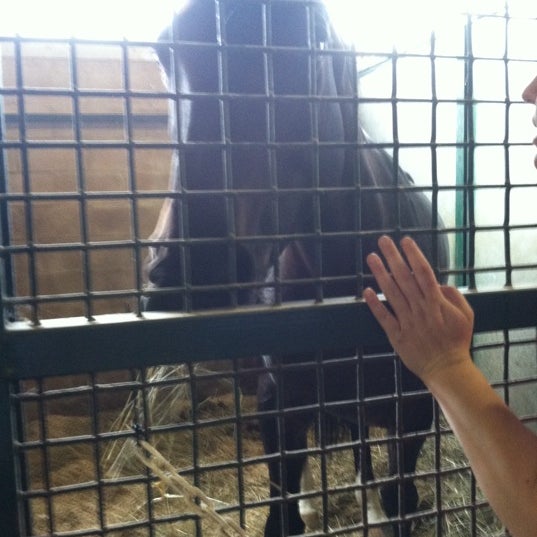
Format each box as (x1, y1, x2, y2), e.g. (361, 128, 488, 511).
(1, 286, 536, 381)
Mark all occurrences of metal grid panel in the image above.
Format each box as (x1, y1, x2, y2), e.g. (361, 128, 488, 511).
(5, 328, 537, 537)
(1, 2, 537, 537)
(1, 12, 537, 321)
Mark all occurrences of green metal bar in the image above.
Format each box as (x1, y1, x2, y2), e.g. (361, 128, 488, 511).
(454, 14, 476, 289)
(454, 102, 467, 287)
(0, 379, 21, 537)
(0, 59, 25, 532)
(0, 49, 15, 325)
(1, 287, 536, 381)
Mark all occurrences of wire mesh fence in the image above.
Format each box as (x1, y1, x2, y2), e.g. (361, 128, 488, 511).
(11, 338, 534, 537)
(1, 1, 537, 536)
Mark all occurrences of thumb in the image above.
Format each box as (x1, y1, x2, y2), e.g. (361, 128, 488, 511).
(440, 285, 474, 323)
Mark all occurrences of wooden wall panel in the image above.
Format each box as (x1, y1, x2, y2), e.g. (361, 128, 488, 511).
(2, 46, 172, 319)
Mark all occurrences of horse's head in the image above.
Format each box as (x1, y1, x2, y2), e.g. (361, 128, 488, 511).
(145, 0, 353, 311)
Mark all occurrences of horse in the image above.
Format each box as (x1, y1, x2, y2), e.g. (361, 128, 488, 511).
(144, 1, 450, 535)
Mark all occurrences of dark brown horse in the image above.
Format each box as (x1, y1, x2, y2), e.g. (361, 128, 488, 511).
(144, 1, 449, 535)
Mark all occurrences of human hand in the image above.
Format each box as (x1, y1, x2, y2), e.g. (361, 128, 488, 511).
(363, 236, 474, 384)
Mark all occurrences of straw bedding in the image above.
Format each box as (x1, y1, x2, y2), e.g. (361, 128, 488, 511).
(22, 365, 503, 536)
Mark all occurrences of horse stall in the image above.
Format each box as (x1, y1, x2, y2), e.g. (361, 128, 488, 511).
(1, 1, 536, 537)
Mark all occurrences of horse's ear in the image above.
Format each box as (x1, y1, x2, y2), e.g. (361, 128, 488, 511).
(313, 4, 331, 45)
(154, 0, 218, 77)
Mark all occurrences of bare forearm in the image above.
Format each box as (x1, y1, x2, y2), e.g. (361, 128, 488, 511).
(425, 358, 537, 537)
(363, 236, 537, 534)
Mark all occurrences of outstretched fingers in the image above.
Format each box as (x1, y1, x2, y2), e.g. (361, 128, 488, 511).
(374, 235, 425, 305)
(399, 236, 443, 301)
(364, 235, 443, 335)
(363, 286, 400, 337)
(363, 239, 410, 339)
(366, 249, 409, 318)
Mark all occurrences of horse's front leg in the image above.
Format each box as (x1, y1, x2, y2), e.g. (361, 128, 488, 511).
(299, 457, 321, 531)
(378, 433, 425, 537)
(381, 392, 433, 537)
(258, 379, 311, 536)
(348, 423, 384, 530)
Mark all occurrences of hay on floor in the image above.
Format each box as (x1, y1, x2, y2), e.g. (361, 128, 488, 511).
(22, 365, 505, 536)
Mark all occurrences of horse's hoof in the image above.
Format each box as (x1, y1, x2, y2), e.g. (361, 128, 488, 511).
(355, 482, 389, 527)
(299, 506, 321, 531)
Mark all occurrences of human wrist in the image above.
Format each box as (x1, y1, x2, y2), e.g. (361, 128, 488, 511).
(419, 351, 474, 391)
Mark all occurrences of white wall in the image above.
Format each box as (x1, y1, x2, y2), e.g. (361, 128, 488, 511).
(329, 2, 537, 422)
(339, 7, 537, 289)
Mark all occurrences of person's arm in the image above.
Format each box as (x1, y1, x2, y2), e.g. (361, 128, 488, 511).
(363, 235, 537, 537)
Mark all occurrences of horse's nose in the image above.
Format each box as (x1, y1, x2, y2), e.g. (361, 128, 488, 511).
(145, 243, 258, 312)
(144, 245, 184, 311)
(143, 286, 184, 312)
(147, 245, 181, 289)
